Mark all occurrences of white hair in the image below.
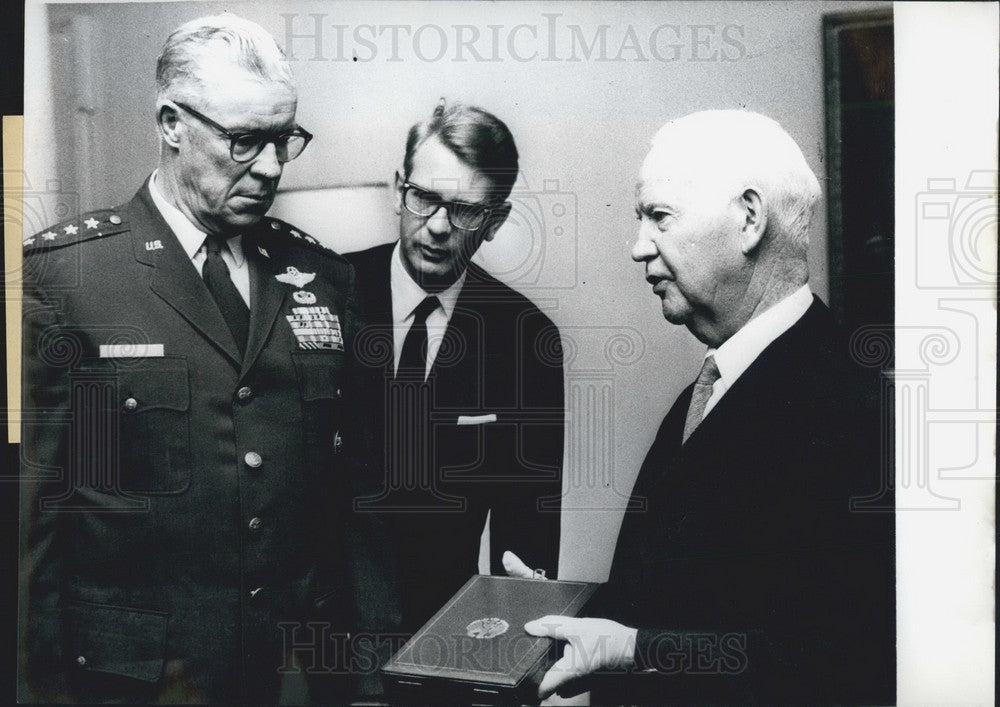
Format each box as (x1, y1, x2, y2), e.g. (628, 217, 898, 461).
(155, 14, 294, 100)
(648, 110, 822, 252)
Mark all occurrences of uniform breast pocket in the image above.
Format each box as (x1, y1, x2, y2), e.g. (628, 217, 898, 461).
(293, 351, 344, 448)
(67, 600, 168, 685)
(115, 357, 191, 495)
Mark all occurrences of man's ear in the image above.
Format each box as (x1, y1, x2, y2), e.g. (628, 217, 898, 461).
(156, 101, 182, 149)
(393, 171, 404, 216)
(481, 201, 512, 243)
(739, 188, 766, 255)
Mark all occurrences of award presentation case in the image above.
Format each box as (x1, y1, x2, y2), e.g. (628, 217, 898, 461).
(382, 575, 599, 704)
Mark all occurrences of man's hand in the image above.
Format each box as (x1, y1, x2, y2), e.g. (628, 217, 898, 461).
(501, 550, 538, 579)
(524, 616, 638, 699)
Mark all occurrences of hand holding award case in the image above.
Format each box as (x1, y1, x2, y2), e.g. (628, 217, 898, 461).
(382, 575, 599, 704)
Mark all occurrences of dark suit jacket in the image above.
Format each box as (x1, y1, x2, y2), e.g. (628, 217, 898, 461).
(589, 298, 894, 705)
(20, 181, 358, 703)
(346, 242, 564, 636)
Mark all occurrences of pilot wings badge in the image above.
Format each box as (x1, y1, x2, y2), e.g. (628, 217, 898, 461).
(275, 266, 315, 288)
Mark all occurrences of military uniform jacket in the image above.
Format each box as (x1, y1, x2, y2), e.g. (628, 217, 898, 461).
(20, 180, 357, 703)
(346, 242, 564, 635)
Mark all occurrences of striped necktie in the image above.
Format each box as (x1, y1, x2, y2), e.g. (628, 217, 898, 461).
(682, 354, 720, 443)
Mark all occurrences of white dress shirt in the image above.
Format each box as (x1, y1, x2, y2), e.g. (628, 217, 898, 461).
(699, 284, 813, 420)
(390, 241, 465, 379)
(148, 171, 251, 306)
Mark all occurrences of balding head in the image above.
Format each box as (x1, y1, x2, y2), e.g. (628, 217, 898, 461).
(156, 14, 294, 103)
(644, 110, 821, 257)
(632, 110, 820, 345)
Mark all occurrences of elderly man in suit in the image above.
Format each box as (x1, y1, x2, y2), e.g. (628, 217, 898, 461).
(346, 102, 564, 638)
(20, 14, 358, 703)
(526, 110, 894, 704)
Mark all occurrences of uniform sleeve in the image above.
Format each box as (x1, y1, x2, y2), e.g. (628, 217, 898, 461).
(333, 261, 403, 702)
(19, 274, 72, 702)
(488, 311, 563, 578)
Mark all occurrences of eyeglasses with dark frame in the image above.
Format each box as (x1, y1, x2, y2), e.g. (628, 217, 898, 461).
(399, 177, 497, 231)
(172, 101, 313, 164)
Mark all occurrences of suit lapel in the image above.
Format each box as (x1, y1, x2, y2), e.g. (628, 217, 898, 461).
(131, 186, 242, 367)
(429, 279, 480, 409)
(367, 245, 395, 323)
(677, 300, 825, 455)
(242, 232, 287, 376)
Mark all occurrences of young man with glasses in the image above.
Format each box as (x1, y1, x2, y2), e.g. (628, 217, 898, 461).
(346, 102, 565, 652)
(20, 14, 360, 703)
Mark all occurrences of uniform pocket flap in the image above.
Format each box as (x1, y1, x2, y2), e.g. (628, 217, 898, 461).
(68, 601, 168, 683)
(117, 357, 190, 413)
(293, 351, 344, 401)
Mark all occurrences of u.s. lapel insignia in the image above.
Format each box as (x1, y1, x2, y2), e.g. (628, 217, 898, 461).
(293, 290, 317, 304)
(275, 266, 315, 288)
(286, 306, 344, 351)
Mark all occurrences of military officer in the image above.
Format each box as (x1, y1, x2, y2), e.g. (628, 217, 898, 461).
(20, 14, 357, 703)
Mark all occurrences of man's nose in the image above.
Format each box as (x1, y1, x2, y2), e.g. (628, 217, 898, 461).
(631, 225, 657, 262)
(426, 205, 452, 238)
(249, 142, 283, 180)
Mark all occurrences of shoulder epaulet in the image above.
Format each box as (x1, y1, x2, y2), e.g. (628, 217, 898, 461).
(23, 208, 129, 255)
(258, 217, 348, 264)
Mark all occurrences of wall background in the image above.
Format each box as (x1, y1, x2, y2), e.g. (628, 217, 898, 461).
(26, 0, 888, 582)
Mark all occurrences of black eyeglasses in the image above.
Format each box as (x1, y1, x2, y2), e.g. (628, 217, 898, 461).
(173, 102, 313, 163)
(400, 178, 495, 231)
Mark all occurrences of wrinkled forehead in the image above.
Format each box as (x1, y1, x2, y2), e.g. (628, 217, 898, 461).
(637, 145, 698, 198)
(189, 69, 297, 125)
(637, 138, 736, 202)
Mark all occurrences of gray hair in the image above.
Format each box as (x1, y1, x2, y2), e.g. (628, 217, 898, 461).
(649, 110, 821, 253)
(156, 14, 293, 99)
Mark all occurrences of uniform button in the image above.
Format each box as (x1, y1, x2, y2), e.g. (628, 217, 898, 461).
(248, 517, 262, 531)
(336, 388, 342, 399)
(76, 655, 87, 666)
(250, 587, 263, 599)
(108, 214, 122, 225)
(270, 221, 281, 230)
(333, 431, 343, 455)
(236, 386, 253, 402)
(244, 451, 263, 468)
(123, 397, 138, 411)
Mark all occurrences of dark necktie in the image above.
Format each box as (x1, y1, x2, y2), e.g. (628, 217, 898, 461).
(682, 354, 721, 443)
(202, 234, 249, 355)
(396, 296, 440, 380)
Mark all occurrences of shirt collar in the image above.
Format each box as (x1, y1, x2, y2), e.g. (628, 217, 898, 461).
(709, 285, 813, 389)
(390, 241, 466, 323)
(148, 170, 244, 266)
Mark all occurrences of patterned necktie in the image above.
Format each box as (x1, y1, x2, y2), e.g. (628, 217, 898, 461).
(202, 234, 249, 355)
(396, 296, 440, 380)
(682, 354, 720, 444)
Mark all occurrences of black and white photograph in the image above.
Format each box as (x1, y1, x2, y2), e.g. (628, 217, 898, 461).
(3, 1, 996, 704)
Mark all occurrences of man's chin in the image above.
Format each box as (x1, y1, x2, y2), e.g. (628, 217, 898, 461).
(660, 303, 691, 326)
(413, 261, 462, 291)
(223, 207, 270, 231)
(230, 196, 273, 216)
